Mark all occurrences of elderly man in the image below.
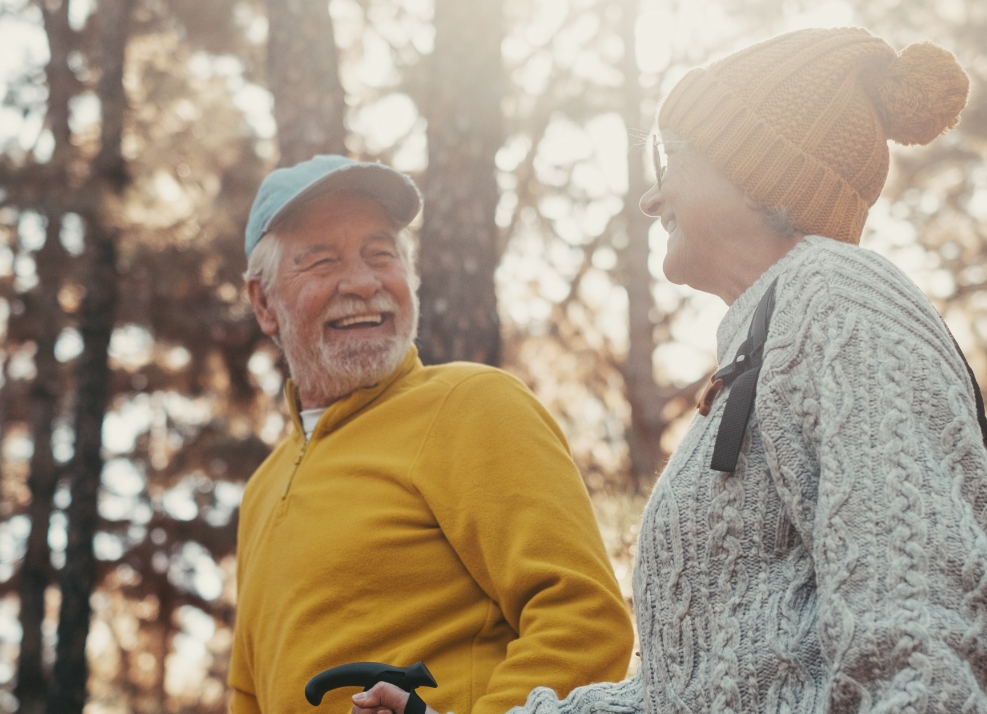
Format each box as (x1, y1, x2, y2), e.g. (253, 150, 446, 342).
(227, 155, 633, 714)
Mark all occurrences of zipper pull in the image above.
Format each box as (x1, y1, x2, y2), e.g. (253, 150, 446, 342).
(293, 440, 308, 465)
(282, 439, 309, 499)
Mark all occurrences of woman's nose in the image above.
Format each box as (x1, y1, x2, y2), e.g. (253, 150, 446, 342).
(639, 182, 662, 217)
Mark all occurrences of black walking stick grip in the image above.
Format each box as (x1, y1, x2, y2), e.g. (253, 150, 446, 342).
(305, 661, 437, 707)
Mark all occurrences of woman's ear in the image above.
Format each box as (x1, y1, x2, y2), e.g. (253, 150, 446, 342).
(247, 280, 281, 337)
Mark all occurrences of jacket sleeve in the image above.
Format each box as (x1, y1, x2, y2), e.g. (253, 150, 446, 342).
(411, 370, 634, 714)
(508, 671, 645, 714)
(758, 258, 987, 712)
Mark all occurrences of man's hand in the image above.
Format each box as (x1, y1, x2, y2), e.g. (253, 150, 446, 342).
(351, 682, 441, 714)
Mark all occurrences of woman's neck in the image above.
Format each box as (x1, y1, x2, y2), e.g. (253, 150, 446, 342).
(710, 231, 803, 305)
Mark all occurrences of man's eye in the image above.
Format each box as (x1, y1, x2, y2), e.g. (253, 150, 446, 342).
(306, 257, 337, 269)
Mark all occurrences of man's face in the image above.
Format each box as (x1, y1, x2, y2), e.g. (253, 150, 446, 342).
(249, 189, 418, 409)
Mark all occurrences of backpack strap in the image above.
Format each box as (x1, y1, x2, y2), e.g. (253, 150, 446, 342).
(708, 277, 987, 473)
(967, 361, 987, 449)
(710, 278, 778, 472)
(941, 324, 987, 449)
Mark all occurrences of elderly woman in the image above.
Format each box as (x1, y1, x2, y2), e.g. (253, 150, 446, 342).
(353, 27, 987, 714)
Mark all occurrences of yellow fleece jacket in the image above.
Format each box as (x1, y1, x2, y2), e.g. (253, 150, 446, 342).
(228, 348, 633, 714)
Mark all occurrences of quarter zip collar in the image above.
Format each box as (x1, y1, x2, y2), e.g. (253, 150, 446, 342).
(284, 346, 422, 441)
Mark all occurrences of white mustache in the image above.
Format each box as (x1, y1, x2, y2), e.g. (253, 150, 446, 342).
(322, 295, 399, 323)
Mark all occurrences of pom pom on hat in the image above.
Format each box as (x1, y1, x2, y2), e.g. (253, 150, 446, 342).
(873, 42, 970, 146)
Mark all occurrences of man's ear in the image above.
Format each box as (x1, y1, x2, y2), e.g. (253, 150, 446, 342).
(247, 279, 281, 337)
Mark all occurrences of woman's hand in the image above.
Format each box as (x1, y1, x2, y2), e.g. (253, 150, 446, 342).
(351, 682, 441, 714)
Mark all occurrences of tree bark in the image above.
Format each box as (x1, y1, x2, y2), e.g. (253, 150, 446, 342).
(616, 0, 666, 489)
(417, 0, 504, 366)
(266, 0, 347, 166)
(16, 226, 66, 714)
(47, 1, 132, 711)
(15, 2, 75, 710)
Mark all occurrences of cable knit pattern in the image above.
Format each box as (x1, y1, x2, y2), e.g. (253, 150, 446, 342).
(508, 236, 987, 714)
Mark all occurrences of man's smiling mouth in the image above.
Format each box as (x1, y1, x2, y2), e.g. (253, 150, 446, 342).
(329, 314, 387, 329)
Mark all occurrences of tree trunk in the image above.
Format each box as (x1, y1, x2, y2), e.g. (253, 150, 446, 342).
(266, 0, 347, 166)
(616, 0, 666, 489)
(16, 2, 75, 711)
(16, 223, 66, 714)
(47, 1, 132, 711)
(416, 0, 504, 366)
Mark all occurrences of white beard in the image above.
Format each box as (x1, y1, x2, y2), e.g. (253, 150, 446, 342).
(274, 291, 419, 407)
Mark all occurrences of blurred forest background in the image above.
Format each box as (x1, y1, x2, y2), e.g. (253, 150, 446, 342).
(0, 0, 984, 711)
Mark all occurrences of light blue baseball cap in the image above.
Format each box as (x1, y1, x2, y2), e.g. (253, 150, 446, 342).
(244, 155, 422, 257)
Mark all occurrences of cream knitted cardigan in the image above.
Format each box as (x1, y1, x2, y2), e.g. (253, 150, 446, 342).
(512, 236, 987, 714)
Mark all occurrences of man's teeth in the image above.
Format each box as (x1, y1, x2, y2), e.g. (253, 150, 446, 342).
(666, 218, 677, 232)
(332, 314, 384, 328)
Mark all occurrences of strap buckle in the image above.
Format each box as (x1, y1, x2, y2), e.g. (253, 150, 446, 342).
(714, 346, 755, 385)
(698, 340, 763, 416)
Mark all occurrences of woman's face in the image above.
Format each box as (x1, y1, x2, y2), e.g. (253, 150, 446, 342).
(639, 136, 762, 294)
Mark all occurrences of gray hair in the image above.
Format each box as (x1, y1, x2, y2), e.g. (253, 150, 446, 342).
(396, 229, 421, 290)
(755, 203, 799, 241)
(242, 227, 420, 296)
(244, 232, 284, 295)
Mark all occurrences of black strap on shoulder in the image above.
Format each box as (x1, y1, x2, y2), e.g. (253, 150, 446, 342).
(968, 365, 987, 449)
(942, 325, 987, 449)
(710, 278, 778, 472)
(708, 279, 987, 472)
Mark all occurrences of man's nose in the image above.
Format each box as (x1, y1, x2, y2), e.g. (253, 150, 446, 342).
(337, 261, 382, 298)
(639, 181, 662, 217)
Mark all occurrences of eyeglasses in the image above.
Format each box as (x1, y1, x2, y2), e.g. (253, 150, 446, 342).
(652, 134, 666, 187)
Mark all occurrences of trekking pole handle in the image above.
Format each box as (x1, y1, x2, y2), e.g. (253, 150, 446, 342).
(305, 661, 437, 707)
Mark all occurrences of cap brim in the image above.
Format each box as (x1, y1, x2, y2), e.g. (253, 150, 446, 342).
(264, 162, 421, 234)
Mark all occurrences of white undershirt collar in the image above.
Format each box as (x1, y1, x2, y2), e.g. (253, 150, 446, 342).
(299, 408, 327, 440)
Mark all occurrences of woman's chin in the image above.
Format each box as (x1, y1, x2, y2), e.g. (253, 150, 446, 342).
(662, 250, 687, 285)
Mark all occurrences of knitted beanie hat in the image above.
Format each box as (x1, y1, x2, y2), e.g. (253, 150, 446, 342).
(657, 27, 969, 244)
